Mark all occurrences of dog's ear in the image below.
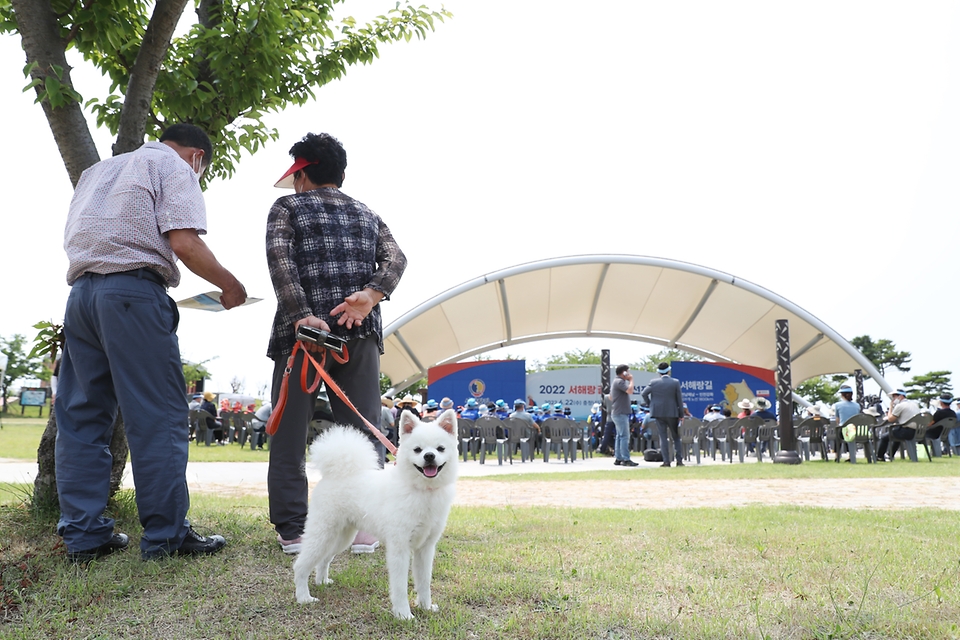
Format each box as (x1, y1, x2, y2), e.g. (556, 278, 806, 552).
(435, 408, 457, 436)
(399, 409, 418, 435)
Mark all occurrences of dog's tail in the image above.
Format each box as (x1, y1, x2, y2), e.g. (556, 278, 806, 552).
(306, 425, 380, 478)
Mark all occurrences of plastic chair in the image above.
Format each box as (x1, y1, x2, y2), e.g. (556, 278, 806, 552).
(503, 418, 529, 462)
(697, 422, 715, 458)
(540, 418, 572, 463)
(576, 421, 593, 458)
(457, 418, 477, 462)
(926, 416, 956, 457)
(712, 418, 736, 461)
(756, 423, 779, 462)
(476, 416, 510, 465)
(679, 421, 700, 464)
(890, 413, 932, 462)
(195, 409, 219, 446)
(733, 417, 763, 463)
(838, 414, 879, 463)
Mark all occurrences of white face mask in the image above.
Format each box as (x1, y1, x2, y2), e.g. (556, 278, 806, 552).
(191, 151, 206, 176)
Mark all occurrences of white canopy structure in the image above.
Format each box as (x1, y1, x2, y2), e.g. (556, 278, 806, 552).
(381, 255, 890, 394)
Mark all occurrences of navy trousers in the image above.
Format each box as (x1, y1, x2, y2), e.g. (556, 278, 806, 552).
(56, 272, 191, 555)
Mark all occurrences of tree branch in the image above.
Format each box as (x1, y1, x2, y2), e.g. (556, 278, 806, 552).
(10, 0, 99, 186)
(63, 0, 95, 47)
(113, 0, 190, 156)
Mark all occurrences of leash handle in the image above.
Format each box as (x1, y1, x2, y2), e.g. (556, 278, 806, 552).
(265, 340, 398, 457)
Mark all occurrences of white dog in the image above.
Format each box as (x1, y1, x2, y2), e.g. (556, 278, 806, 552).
(293, 408, 459, 619)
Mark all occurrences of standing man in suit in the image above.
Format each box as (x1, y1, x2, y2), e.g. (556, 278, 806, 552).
(641, 362, 685, 467)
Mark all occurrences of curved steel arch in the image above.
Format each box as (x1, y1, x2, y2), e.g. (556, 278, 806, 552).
(381, 254, 889, 394)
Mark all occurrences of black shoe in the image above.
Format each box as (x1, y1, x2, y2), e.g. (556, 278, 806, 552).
(621, 460, 639, 467)
(676, 461, 685, 467)
(614, 459, 622, 466)
(67, 532, 129, 564)
(176, 527, 226, 556)
(660, 462, 671, 467)
(143, 527, 226, 560)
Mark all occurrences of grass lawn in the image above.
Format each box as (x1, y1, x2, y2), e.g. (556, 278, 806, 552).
(0, 417, 269, 463)
(1, 486, 959, 638)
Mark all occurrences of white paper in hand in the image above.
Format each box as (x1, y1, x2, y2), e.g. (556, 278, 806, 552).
(176, 291, 262, 312)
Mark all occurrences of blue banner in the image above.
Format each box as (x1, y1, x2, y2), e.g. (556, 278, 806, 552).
(671, 361, 776, 419)
(428, 360, 527, 409)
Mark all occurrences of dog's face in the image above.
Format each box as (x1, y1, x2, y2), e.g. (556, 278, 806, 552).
(397, 408, 459, 486)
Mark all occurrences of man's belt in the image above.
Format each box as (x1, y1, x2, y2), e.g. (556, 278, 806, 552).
(85, 268, 167, 287)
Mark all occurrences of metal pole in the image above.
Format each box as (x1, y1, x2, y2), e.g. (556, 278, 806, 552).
(774, 319, 801, 464)
(854, 369, 864, 409)
(600, 349, 610, 425)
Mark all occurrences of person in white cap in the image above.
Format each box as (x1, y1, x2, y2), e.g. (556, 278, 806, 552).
(265, 132, 406, 556)
(875, 389, 920, 461)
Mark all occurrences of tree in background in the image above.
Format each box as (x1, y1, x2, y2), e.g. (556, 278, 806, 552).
(904, 370, 952, 408)
(634, 348, 703, 373)
(182, 358, 213, 393)
(1, 334, 44, 413)
(1, 0, 451, 185)
(793, 374, 848, 406)
(229, 375, 245, 394)
(850, 335, 912, 378)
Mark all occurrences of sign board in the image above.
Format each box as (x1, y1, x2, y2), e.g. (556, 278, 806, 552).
(671, 361, 776, 418)
(19, 388, 48, 407)
(526, 367, 656, 420)
(428, 360, 526, 409)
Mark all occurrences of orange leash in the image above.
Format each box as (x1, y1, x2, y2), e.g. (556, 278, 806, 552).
(266, 340, 398, 457)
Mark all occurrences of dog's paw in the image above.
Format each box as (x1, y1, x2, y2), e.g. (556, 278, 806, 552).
(414, 600, 439, 613)
(392, 607, 414, 620)
(296, 595, 318, 604)
(314, 576, 333, 586)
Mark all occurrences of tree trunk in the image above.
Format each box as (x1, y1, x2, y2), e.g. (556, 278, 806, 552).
(33, 408, 129, 514)
(112, 0, 191, 155)
(9, 0, 100, 186)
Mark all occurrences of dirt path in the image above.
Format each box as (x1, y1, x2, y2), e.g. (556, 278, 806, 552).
(195, 477, 960, 510)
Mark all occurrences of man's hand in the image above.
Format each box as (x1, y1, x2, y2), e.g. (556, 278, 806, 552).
(331, 288, 384, 330)
(219, 278, 247, 310)
(294, 315, 332, 353)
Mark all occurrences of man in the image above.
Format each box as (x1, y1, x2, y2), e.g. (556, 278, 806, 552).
(927, 392, 956, 451)
(703, 405, 724, 423)
(609, 364, 638, 466)
(266, 132, 406, 555)
(57, 124, 245, 562)
(875, 388, 921, 461)
(460, 398, 480, 421)
(641, 362, 685, 467)
(509, 399, 536, 427)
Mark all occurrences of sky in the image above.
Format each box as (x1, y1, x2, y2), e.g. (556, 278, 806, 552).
(2, 0, 959, 399)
